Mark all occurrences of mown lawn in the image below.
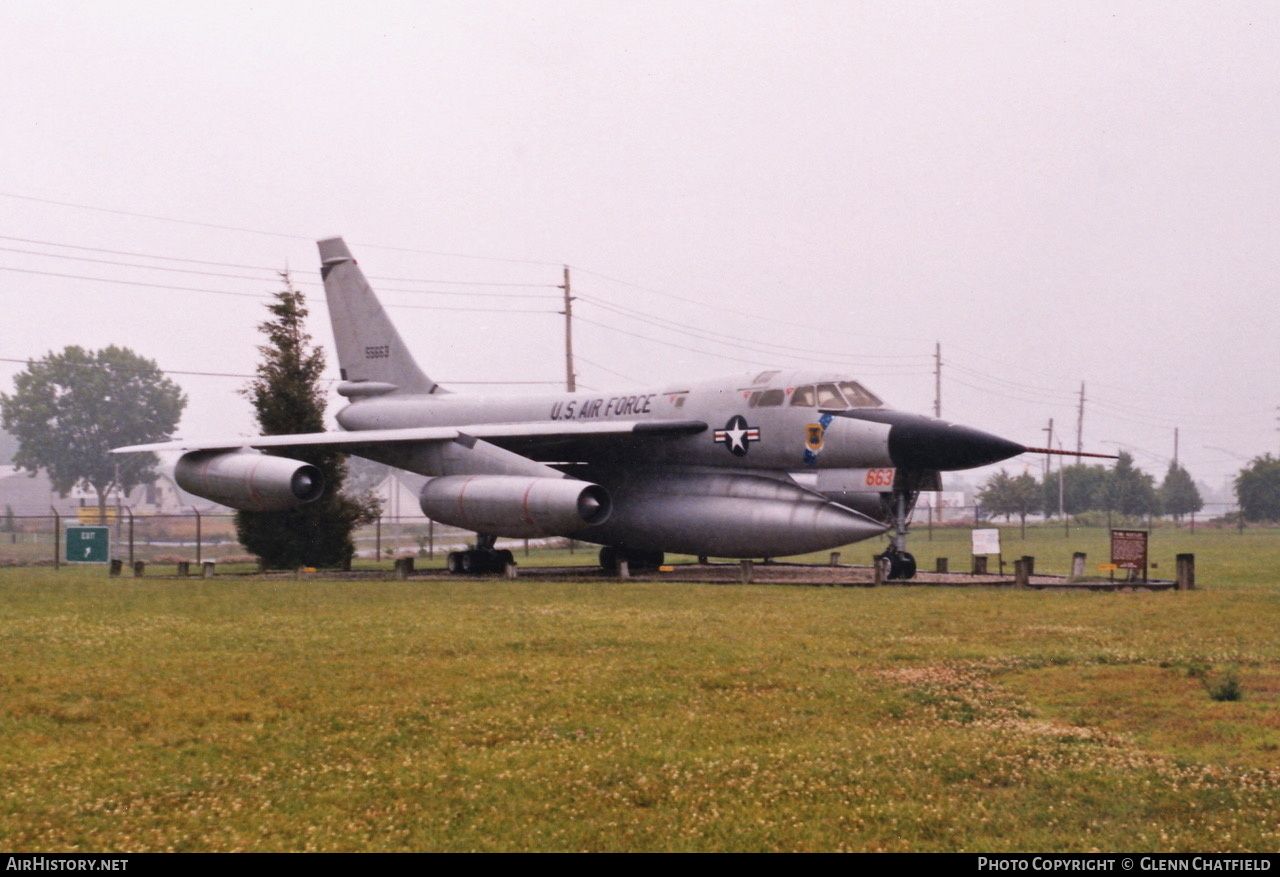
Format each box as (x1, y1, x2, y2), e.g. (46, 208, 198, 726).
(1, 527, 1278, 851)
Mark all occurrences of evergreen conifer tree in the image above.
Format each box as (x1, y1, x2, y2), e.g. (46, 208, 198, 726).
(234, 275, 376, 568)
(1160, 461, 1203, 523)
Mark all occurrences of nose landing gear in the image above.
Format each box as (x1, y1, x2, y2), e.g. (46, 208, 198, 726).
(875, 548, 917, 580)
(877, 489, 919, 580)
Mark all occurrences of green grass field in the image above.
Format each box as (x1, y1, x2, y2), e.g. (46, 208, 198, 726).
(2, 525, 1278, 852)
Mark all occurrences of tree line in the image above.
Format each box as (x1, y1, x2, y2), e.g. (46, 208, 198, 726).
(1, 275, 374, 569)
(978, 451, 1280, 527)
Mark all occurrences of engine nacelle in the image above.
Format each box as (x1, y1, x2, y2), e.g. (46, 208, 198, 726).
(175, 450, 325, 512)
(419, 475, 611, 538)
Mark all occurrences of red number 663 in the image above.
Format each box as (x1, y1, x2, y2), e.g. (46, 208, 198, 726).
(865, 468, 895, 487)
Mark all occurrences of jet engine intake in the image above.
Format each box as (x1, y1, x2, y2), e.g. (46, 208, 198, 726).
(174, 450, 325, 512)
(419, 475, 611, 538)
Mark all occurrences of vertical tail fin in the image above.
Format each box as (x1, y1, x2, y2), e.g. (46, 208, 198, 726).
(317, 237, 442, 396)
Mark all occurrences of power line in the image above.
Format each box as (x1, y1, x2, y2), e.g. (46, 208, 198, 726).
(574, 355, 642, 386)
(0, 245, 277, 283)
(1, 236, 561, 296)
(572, 315, 788, 369)
(572, 313, 931, 374)
(0, 355, 257, 380)
(0, 234, 283, 271)
(0, 356, 561, 387)
(0, 265, 267, 298)
(0, 191, 566, 268)
(0, 194, 967, 366)
(0, 191, 313, 240)
(574, 264, 939, 346)
(577, 293, 929, 365)
(0, 266, 558, 314)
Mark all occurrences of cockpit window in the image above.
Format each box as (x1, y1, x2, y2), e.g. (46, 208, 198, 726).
(750, 388, 786, 407)
(790, 381, 883, 408)
(789, 385, 816, 406)
(815, 383, 846, 408)
(838, 381, 882, 408)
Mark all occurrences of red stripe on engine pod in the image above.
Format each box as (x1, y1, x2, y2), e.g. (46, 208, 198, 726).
(456, 476, 476, 527)
(247, 456, 262, 502)
(521, 481, 537, 530)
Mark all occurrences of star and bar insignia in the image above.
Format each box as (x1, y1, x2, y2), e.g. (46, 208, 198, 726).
(714, 415, 760, 457)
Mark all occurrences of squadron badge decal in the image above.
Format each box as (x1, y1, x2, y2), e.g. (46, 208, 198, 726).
(714, 415, 760, 457)
(803, 413, 835, 466)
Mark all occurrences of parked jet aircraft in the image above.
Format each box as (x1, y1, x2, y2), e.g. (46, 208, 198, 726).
(116, 237, 1085, 578)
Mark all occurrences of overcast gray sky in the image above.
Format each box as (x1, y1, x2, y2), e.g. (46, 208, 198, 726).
(2, 1, 1277, 499)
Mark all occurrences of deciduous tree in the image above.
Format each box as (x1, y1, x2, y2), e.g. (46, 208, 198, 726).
(1235, 454, 1280, 522)
(978, 469, 1041, 536)
(0, 346, 185, 513)
(1053, 463, 1110, 516)
(1096, 451, 1161, 518)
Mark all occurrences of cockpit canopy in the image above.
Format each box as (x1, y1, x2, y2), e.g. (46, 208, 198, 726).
(747, 380, 883, 410)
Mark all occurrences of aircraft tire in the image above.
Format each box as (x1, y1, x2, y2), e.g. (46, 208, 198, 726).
(880, 551, 917, 580)
(459, 551, 474, 574)
(495, 549, 515, 570)
(446, 552, 462, 574)
(631, 550, 664, 570)
(599, 546, 617, 572)
(876, 553, 894, 581)
(894, 552, 917, 580)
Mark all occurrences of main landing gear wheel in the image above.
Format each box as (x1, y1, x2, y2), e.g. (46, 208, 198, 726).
(599, 547, 664, 572)
(446, 548, 515, 575)
(877, 549, 916, 581)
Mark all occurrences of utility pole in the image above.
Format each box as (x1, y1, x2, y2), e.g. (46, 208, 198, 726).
(561, 266, 576, 392)
(1174, 427, 1179, 467)
(1075, 382, 1086, 461)
(934, 342, 942, 418)
(1042, 418, 1054, 478)
(1057, 440, 1065, 519)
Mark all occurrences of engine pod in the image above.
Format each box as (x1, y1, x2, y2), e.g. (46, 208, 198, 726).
(175, 450, 325, 512)
(419, 475, 611, 538)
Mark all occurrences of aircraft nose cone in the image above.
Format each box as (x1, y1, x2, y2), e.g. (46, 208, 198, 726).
(887, 416, 1025, 471)
(830, 409, 1026, 470)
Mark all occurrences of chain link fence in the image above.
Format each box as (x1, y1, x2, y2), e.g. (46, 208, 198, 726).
(0, 502, 1246, 569)
(0, 511, 481, 568)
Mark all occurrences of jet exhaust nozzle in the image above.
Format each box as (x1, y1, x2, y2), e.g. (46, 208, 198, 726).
(175, 450, 325, 512)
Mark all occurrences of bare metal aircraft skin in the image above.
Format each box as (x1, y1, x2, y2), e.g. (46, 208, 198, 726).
(117, 237, 1029, 576)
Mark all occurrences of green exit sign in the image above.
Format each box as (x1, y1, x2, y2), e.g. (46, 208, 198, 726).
(66, 526, 110, 563)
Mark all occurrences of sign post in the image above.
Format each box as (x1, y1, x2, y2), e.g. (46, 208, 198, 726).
(971, 528, 1002, 575)
(1110, 529, 1148, 583)
(65, 526, 110, 564)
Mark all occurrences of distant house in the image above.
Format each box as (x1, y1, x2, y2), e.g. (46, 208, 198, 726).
(0, 463, 437, 522)
(0, 466, 228, 518)
(371, 471, 430, 521)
